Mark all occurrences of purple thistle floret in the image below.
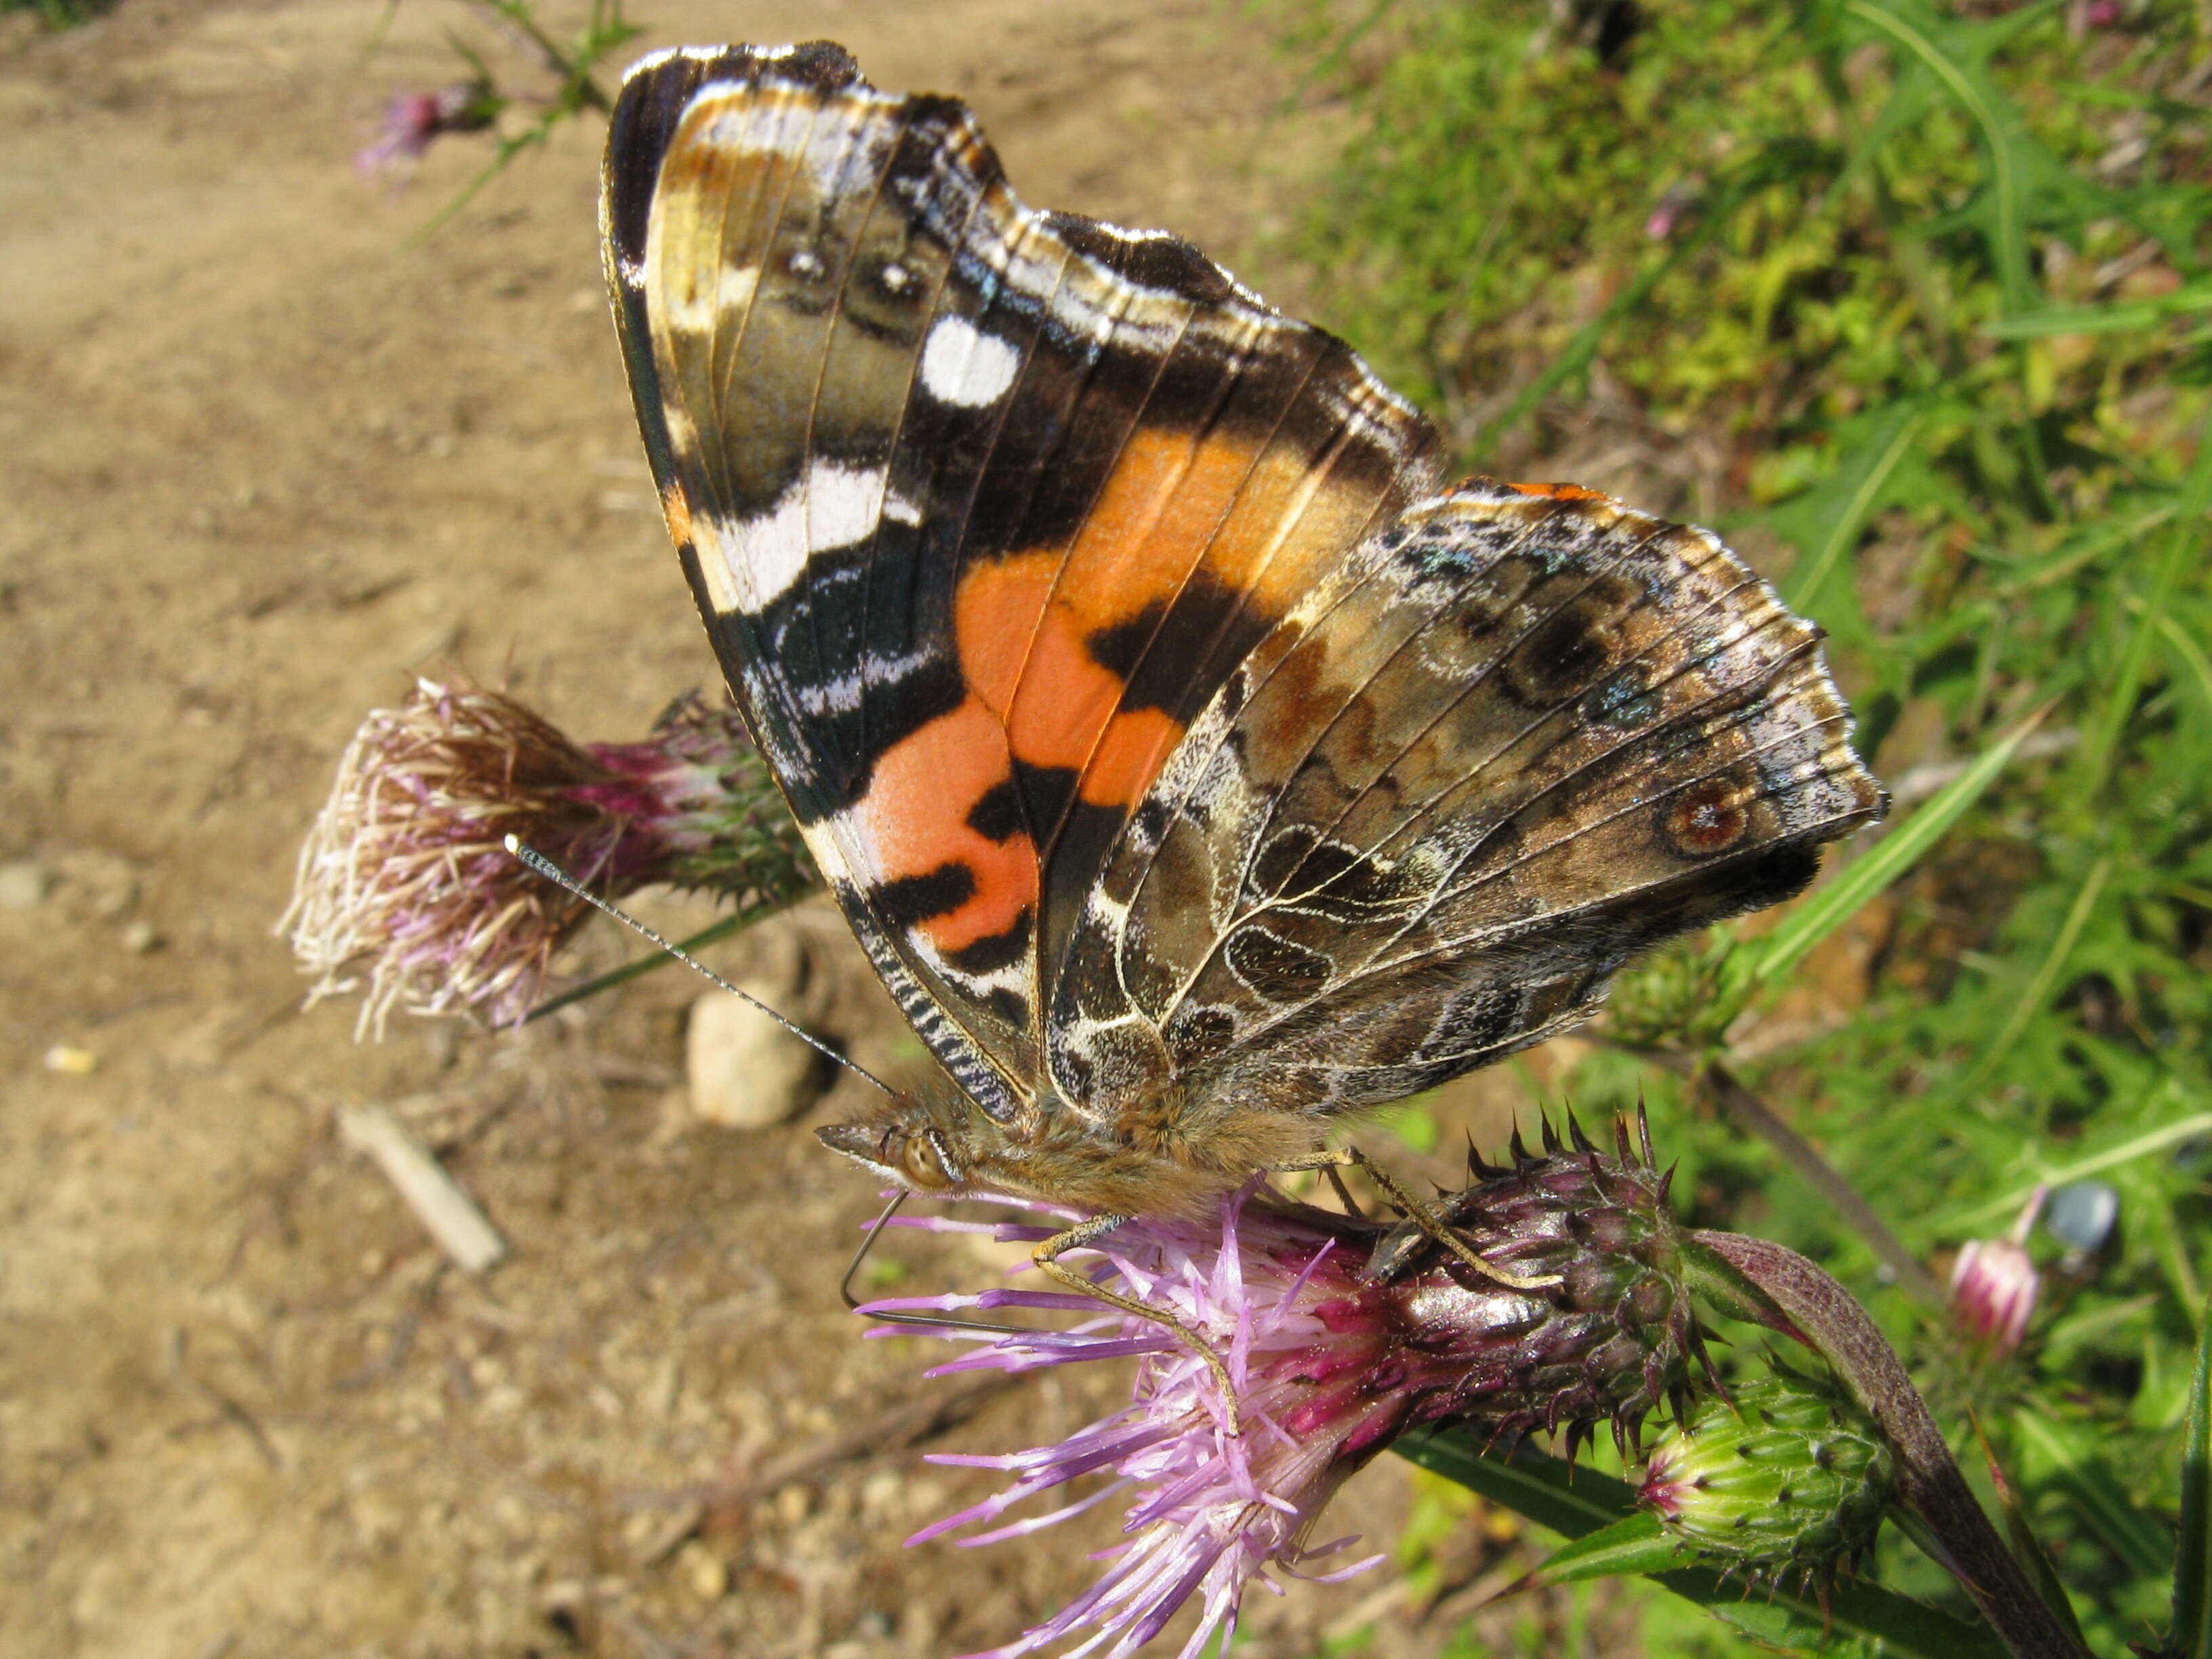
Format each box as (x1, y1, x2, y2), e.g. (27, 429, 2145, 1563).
(862, 1139, 1694, 1659)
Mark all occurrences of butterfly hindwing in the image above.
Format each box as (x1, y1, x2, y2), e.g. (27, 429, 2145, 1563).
(602, 49, 1441, 1130)
(1048, 483, 1887, 1127)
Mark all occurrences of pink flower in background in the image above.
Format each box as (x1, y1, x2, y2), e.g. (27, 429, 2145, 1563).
(356, 81, 500, 179)
(1949, 1187, 2045, 1355)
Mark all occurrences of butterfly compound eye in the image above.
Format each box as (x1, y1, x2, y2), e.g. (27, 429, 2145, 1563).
(900, 1130, 958, 1191)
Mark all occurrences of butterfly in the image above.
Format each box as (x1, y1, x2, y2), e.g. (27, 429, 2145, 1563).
(598, 42, 1885, 1297)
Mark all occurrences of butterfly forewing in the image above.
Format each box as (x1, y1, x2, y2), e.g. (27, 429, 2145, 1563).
(602, 49, 1440, 1133)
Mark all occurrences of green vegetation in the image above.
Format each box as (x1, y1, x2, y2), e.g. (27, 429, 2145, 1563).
(3, 0, 113, 28)
(1270, 1, 2212, 1652)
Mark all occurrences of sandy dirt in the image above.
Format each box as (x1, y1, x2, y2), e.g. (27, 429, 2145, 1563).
(0, 4, 1602, 1656)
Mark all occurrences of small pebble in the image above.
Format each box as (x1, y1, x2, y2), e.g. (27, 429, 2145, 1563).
(43, 1044, 97, 1075)
(680, 1542, 729, 1602)
(0, 861, 51, 910)
(686, 988, 823, 1129)
(121, 919, 161, 953)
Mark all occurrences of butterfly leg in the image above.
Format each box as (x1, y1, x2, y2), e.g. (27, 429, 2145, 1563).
(1031, 1215, 1245, 1436)
(1267, 1148, 1563, 1293)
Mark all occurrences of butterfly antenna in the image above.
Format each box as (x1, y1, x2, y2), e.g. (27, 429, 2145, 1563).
(505, 835, 898, 1099)
(840, 1189, 1060, 1338)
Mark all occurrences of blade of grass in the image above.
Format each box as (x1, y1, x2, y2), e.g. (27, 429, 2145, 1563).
(1937, 1097, 2212, 1231)
(1983, 283, 2212, 338)
(2135, 603, 2212, 718)
(1844, 0, 2046, 312)
(2012, 1407, 2173, 1578)
(1391, 1430, 1634, 1537)
(1737, 707, 2050, 990)
(1949, 853, 2114, 1101)
(1782, 402, 1929, 611)
(2172, 1294, 2212, 1659)
(1971, 1414, 2091, 1654)
(1530, 1513, 1682, 1584)
(2074, 420, 2212, 800)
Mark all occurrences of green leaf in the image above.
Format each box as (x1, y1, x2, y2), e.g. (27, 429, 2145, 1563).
(1983, 283, 2212, 339)
(2173, 1294, 2212, 1659)
(1948, 853, 2114, 1101)
(1391, 1431, 2008, 1658)
(1391, 1429, 1636, 1538)
(2073, 417, 2212, 801)
(1734, 708, 2049, 991)
(1530, 1513, 1685, 1585)
(2012, 1407, 2173, 1578)
(1933, 1090, 2212, 1232)
(1971, 1418, 2092, 1652)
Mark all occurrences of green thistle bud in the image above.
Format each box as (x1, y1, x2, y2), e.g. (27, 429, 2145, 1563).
(1362, 1112, 1702, 1458)
(1639, 1363, 1895, 1584)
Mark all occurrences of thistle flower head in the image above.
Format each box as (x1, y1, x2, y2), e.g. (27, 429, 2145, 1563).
(861, 1117, 1695, 1658)
(279, 680, 808, 1036)
(1361, 1113, 1701, 1449)
(1949, 1185, 2045, 1355)
(1639, 1362, 1895, 1589)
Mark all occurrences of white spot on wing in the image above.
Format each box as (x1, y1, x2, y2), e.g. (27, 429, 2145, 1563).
(806, 457, 888, 552)
(920, 314, 1021, 409)
(696, 458, 888, 615)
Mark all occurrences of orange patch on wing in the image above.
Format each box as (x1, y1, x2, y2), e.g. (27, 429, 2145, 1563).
(956, 425, 1396, 819)
(1082, 708, 1183, 808)
(939, 420, 1404, 844)
(660, 481, 695, 548)
(1504, 481, 1613, 504)
(863, 697, 1038, 954)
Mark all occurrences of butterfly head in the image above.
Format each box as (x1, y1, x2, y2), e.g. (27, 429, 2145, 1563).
(816, 1095, 1005, 1198)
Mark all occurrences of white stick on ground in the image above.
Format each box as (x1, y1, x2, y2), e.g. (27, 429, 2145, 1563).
(338, 1104, 509, 1274)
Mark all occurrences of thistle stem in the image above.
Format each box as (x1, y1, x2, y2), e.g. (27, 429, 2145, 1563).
(1696, 1061, 1945, 1306)
(1689, 1231, 2091, 1659)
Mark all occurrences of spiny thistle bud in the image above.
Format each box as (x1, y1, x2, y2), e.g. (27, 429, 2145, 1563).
(279, 680, 811, 1036)
(1361, 1111, 1703, 1459)
(1639, 1362, 1896, 1587)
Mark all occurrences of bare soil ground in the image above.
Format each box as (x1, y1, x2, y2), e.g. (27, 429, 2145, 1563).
(0, 4, 1591, 1656)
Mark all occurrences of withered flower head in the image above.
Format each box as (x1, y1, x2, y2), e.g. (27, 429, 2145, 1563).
(279, 680, 807, 1036)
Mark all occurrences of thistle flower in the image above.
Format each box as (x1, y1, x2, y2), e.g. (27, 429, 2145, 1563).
(1949, 1185, 2045, 1355)
(356, 79, 501, 179)
(279, 680, 810, 1036)
(1639, 1363, 1896, 1589)
(861, 1118, 1697, 1659)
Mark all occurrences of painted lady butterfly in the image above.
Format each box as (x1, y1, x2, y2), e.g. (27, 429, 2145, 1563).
(600, 43, 1885, 1261)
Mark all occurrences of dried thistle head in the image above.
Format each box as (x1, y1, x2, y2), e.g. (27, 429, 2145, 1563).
(279, 679, 811, 1036)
